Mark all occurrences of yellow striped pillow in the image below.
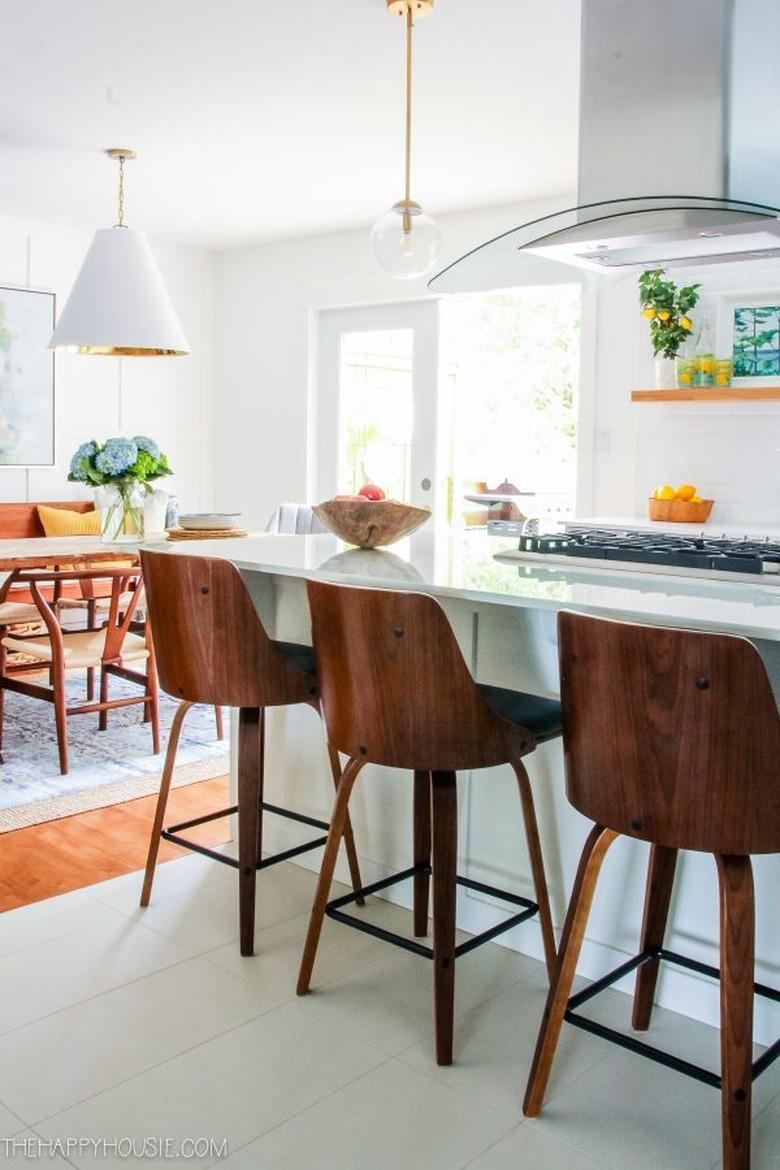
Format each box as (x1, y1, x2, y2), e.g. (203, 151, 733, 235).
(37, 505, 101, 536)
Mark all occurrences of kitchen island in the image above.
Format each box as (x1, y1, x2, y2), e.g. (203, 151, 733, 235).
(151, 528, 780, 1044)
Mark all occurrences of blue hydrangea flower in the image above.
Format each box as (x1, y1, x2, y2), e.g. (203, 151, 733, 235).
(132, 435, 161, 461)
(69, 441, 97, 481)
(95, 437, 138, 478)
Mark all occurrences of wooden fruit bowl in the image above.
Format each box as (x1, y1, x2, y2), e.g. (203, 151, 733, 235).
(313, 499, 431, 548)
(648, 498, 714, 523)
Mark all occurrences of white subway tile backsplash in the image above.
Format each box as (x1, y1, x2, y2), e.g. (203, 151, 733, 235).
(634, 402, 780, 526)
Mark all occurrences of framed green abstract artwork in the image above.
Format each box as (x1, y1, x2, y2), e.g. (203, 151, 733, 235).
(716, 292, 780, 385)
(0, 286, 55, 466)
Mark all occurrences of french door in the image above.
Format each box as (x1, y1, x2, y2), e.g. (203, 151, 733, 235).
(315, 301, 441, 515)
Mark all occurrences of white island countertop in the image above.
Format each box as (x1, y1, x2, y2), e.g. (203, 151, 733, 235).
(145, 529, 780, 643)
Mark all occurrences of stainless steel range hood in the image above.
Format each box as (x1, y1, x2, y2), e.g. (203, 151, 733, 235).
(430, 0, 780, 290)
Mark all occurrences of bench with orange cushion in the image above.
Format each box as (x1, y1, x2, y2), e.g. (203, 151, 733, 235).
(0, 501, 116, 604)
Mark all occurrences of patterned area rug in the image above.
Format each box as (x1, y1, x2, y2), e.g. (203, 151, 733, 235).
(0, 676, 230, 832)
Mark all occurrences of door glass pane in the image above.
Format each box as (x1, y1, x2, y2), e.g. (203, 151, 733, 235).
(440, 285, 581, 528)
(337, 328, 414, 500)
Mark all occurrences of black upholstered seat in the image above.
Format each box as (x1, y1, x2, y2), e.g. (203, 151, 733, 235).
(478, 684, 562, 743)
(273, 639, 317, 677)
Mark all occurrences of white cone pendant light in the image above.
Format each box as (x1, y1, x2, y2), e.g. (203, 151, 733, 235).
(50, 149, 189, 356)
(370, 0, 441, 279)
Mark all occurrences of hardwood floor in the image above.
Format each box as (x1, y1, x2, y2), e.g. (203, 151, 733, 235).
(0, 775, 230, 912)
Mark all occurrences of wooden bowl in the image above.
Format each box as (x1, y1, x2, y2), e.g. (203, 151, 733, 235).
(313, 499, 431, 548)
(648, 498, 714, 523)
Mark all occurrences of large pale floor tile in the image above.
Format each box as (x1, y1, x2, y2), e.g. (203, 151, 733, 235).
(532, 1048, 729, 1170)
(36, 1000, 388, 1168)
(295, 924, 535, 1058)
(747, 1092, 780, 1169)
(0, 889, 121, 959)
(400, 966, 609, 1113)
(0, 916, 189, 1034)
(219, 1059, 517, 1170)
(119, 860, 319, 955)
(0, 956, 276, 1124)
(88, 850, 235, 917)
(201, 908, 389, 1006)
(0, 1100, 26, 1138)
(464, 1122, 610, 1170)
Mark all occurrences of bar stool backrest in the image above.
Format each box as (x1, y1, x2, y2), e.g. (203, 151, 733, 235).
(141, 550, 317, 709)
(307, 579, 535, 771)
(558, 610, 780, 854)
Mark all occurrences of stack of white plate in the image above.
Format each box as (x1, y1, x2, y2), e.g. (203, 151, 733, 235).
(178, 513, 244, 531)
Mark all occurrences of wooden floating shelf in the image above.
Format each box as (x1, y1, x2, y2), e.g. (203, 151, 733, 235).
(631, 387, 780, 403)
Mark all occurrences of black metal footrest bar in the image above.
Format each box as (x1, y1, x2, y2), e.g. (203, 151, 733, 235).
(564, 946, 780, 1090)
(325, 863, 540, 961)
(161, 802, 330, 871)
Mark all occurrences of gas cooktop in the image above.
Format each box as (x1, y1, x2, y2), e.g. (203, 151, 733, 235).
(494, 528, 780, 583)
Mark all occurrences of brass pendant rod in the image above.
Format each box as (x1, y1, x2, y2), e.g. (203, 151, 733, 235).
(403, 6, 414, 229)
(117, 154, 126, 227)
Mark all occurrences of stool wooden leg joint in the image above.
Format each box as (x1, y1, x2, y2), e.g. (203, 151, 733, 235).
(238, 707, 265, 957)
(297, 757, 365, 996)
(523, 825, 618, 1117)
(432, 770, 457, 1066)
(413, 769, 432, 937)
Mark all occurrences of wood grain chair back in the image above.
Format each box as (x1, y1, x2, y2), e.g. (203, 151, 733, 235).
(306, 579, 535, 770)
(558, 611, 780, 854)
(140, 551, 316, 709)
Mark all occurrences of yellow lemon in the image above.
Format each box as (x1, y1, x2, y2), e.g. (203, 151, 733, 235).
(657, 484, 676, 501)
(700, 358, 713, 372)
(657, 310, 671, 321)
(675, 484, 696, 501)
(679, 373, 692, 384)
(691, 494, 703, 503)
(680, 317, 692, 330)
(716, 374, 729, 385)
(642, 307, 657, 319)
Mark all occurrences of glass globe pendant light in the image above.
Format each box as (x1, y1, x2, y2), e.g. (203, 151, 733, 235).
(370, 0, 441, 279)
(50, 149, 189, 356)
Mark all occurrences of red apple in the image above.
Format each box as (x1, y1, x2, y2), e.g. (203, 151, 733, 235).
(358, 484, 385, 501)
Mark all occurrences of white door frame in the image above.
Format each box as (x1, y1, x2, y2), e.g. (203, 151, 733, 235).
(314, 300, 442, 511)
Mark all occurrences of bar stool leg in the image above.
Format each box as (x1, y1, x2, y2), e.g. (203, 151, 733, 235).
(511, 760, 556, 979)
(413, 770, 432, 937)
(326, 743, 365, 905)
(524, 825, 618, 1117)
(431, 770, 457, 1066)
(297, 757, 365, 995)
(140, 700, 194, 906)
(238, 707, 265, 957)
(716, 854, 754, 1170)
(632, 844, 678, 1030)
(214, 705, 225, 740)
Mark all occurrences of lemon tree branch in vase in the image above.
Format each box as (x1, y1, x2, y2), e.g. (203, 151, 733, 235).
(639, 269, 701, 389)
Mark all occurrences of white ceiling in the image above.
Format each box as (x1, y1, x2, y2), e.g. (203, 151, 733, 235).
(0, 0, 580, 251)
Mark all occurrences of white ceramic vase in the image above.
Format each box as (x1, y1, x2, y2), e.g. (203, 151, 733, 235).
(143, 488, 169, 536)
(654, 356, 677, 390)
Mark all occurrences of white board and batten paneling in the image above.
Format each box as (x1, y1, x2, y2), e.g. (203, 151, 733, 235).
(0, 211, 216, 512)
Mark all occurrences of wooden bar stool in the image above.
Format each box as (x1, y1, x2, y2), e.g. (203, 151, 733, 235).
(523, 611, 780, 1170)
(139, 551, 363, 956)
(297, 580, 561, 1066)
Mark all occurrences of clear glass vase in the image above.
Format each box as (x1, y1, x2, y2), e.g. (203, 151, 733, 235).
(97, 482, 145, 543)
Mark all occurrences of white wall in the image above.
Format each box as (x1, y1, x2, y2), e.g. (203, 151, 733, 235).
(213, 198, 579, 528)
(216, 211, 780, 530)
(587, 259, 780, 526)
(0, 212, 215, 512)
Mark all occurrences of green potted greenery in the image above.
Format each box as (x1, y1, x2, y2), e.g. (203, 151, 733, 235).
(638, 269, 701, 389)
